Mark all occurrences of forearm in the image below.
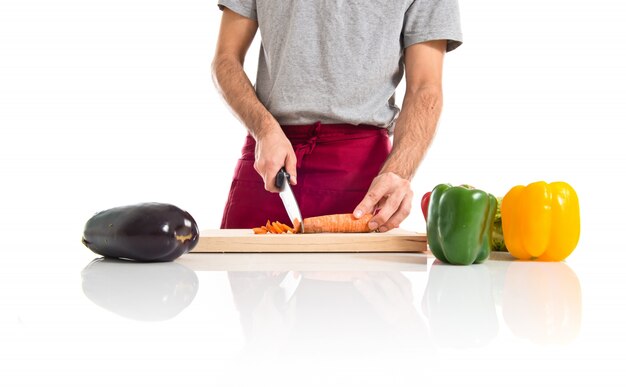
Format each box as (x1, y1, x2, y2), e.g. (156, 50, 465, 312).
(211, 56, 280, 140)
(380, 85, 443, 180)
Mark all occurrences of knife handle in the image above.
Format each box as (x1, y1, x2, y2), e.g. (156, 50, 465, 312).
(275, 167, 290, 189)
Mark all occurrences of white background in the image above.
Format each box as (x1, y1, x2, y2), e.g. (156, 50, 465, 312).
(1, 1, 626, 386)
(1, 0, 624, 236)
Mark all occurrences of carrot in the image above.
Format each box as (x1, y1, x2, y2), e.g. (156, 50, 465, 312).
(272, 221, 285, 233)
(275, 221, 293, 233)
(253, 227, 266, 234)
(252, 220, 300, 234)
(302, 213, 374, 233)
(266, 220, 279, 234)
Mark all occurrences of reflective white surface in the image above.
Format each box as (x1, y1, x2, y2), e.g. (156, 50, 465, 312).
(2, 226, 625, 386)
(2, 0, 626, 385)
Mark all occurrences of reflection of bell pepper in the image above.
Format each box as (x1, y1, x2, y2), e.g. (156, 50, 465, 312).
(422, 261, 498, 347)
(501, 181, 579, 261)
(427, 184, 497, 265)
(502, 261, 581, 344)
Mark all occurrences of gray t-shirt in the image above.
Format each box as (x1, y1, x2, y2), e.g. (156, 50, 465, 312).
(217, 0, 462, 130)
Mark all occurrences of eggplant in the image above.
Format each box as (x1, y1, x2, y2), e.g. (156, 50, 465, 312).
(82, 202, 199, 262)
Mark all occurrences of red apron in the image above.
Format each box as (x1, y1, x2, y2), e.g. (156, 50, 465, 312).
(220, 122, 391, 229)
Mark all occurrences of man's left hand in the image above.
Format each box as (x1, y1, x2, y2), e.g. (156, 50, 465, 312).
(353, 172, 413, 232)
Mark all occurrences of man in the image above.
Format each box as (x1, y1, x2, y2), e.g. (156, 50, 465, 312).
(212, 1, 462, 231)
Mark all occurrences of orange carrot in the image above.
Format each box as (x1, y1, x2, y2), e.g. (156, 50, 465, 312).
(264, 220, 272, 233)
(275, 222, 292, 233)
(253, 227, 266, 234)
(303, 213, 374, 233)
(252, 220, 300, 234)
(272, 221, 285, 233)
(293, 218, 301, 233)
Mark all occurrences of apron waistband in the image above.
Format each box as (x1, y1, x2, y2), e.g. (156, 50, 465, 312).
(244, 122, 387, 168)
(286, 122, 386, 167)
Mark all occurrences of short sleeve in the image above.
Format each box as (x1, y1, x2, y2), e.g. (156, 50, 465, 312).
(217, 0, 257, 21)
(403, 0, 463, 52)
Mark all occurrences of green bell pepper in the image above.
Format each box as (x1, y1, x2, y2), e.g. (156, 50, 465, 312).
(427, 184, 497, 265)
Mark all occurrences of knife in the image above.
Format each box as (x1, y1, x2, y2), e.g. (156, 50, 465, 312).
(275, 167, 304, 233)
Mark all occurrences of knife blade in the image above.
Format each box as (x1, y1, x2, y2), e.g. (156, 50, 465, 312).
(275, 167, 304, 233)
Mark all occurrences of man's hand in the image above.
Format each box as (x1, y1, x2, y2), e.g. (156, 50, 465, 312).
(353, 40, 447, 232)
(254, 127, 298, 192)
(212, 9, 296, 191)
(353, 172, 413, 232)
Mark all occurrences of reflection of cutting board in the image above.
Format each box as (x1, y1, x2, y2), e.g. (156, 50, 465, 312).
(191, 228, 427, 253)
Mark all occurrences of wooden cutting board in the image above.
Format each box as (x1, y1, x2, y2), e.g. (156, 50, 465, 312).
(190, 228, 427, 253)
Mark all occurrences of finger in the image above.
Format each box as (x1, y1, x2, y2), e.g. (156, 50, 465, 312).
(378, 193, 413, 232)
(369, 191, 405, 231)
(353, 184, 389, 221)
(254, 163, 269, 191)
(284, 151, 298, 185)
(379, 192, 413, 232)
(263, 164, 283, 192)
(254, 159, 271, 191)
(373, 195, 387, 215)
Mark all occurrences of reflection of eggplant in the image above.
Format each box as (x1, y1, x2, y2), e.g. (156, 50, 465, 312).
(422, 261, 498, 347)
(81, 257, 199, 321)
(82, 203, 199, 262)
(503, 262, 581, 344)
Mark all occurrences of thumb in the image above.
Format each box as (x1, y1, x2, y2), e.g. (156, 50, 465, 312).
(353, 185, 385, 223)
(285, 152, 298, 185)
(353, 197, 374, 220)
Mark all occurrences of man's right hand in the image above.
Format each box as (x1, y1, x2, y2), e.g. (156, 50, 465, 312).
(212, 9, 296, 192)
(253, 126, 298, 192)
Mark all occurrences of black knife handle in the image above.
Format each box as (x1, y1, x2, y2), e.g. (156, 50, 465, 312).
(275, 167, 290, 189)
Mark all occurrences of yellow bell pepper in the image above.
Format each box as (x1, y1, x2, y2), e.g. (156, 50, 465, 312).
(501, 181, 580, 261)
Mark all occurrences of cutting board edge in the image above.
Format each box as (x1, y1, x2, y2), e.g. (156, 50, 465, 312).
(191, 242, 428, 253)
(191, 228, 427, 253)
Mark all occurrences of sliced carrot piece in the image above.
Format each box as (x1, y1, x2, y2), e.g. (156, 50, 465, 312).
(292, 218, 301, 234)
(271, 221, 282, 234)
(252, 219, 304, 234)
(303, 213, 373, 233)
(266, 220, 279, 234)
(275, 221, 291, 233)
